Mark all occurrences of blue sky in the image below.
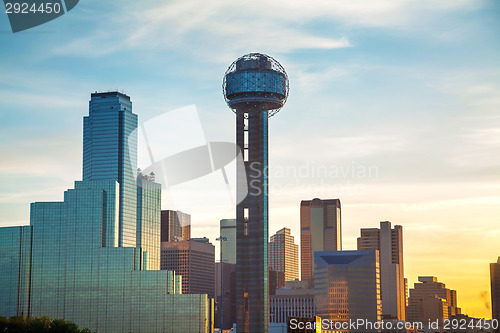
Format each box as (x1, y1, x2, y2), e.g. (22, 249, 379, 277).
(1, 0, 500, 317)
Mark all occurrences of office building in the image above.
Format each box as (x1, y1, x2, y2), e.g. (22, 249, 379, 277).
(407, 276, 461, 325)
(269, 295, 315, 325)
(83, 92, 138, 248)
(215, 262, 236, 330)
(0, 92, 213, 333)
(491, 257, 500, 325)
(0, 226, 31, 317)
(314, 250, 381, 330)
(220, 219, 236, 264)
(270, 280, 315, 325)
(136, 171, 162, 270)
(161, 238, 215, 297)
(28, 181, 211, 332)
(216, 221, 234, 330)
(161, 210, 191, 242)
(269, 227, 299, 282)
(281, 279, 311, 291)
(300, 198, 341, 283)
(269, 269, 286, 296)
(223, 53, 289, 332)
(358, 221, 406, 320)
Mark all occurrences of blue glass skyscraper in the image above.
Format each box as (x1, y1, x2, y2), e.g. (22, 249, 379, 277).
(0, 92, 213, 333)
(137, 173, 162, 270)
(27, 180, 212, 332)
(83, 92, 138, 247)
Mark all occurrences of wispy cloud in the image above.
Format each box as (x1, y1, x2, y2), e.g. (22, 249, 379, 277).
(52, 0, 483, 58)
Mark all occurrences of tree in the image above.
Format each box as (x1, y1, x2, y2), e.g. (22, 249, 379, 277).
(49, 319, 80, 333)
(28, 316, 51, 333)
(0, 317, 93, 333)
(6, 316, 27, 333)
(0, 316, 8, 333)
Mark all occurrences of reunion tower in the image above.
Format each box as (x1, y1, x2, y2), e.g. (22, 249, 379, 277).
(223, 53, 289, 333)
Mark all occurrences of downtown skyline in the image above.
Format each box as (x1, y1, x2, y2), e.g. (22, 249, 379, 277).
(1, 0, 500, 319)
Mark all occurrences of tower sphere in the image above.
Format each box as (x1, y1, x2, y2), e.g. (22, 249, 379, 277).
(223, 53, 289, 118)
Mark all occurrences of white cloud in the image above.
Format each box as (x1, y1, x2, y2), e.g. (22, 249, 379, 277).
(52, 0, 483, 58)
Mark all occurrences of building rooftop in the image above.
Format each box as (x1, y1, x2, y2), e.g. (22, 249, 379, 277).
(91, 91, 130, 101)
(418, 276, 438, 283)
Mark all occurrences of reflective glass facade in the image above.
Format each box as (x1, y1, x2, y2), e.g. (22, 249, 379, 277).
(26, 180, 212, 332)
(0, 91, 213, 333)
(137, 178, 162, 270)
(225, 71, 286, 96)
(235, 110, 269, 333)
(161, 210, 191, 242)
(314, 250, 381, 330)
(83, 92, 138, 247)
(0, 226, 31, 317)
(220, 219, 236, 265)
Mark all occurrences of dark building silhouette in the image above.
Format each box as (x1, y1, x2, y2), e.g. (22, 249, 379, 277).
(491, 257, 500, 331)
(215, 262, 237, 330)
(269, 269, 285, 296)
(160, 210, 191, 242)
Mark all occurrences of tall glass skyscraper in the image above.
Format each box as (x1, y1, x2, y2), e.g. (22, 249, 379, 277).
(268, 227, 299, 282)
(137, 174, 162, 270)
(0, 92, 213, 333)
(300, 198, 342, 284)
(357, 221, 406, 320)
(83, 92, 138, 248)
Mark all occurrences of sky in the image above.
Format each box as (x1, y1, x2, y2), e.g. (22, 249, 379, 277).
(1, 0, 499, 318)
